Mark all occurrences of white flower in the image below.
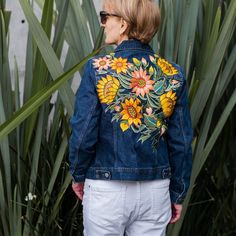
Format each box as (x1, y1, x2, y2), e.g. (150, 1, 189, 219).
(142, 58, 147, 65)
(25, 192, 37, 201)
(146, 107, 153, 115)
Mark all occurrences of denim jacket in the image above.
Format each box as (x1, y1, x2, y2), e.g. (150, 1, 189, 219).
(69, 39, 193, 204)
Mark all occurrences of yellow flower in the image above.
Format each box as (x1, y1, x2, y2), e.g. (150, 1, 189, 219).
(149, 66, 154, 75)
(96, 75, 120, 104)
(111, 57, 128, 73)
(158, 58, 179, 76)
(120, 98, 143, 130)
(160, 90, 177, 117)
(120, 122, 129, 132)
(156, 120, 161, 127)
(133, 58, 141, 65)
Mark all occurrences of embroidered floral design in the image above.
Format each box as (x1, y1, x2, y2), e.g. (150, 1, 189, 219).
(156, 119, 162, 127)
(111, 57, 128, 73)
(93, 54, 182, 148)
(93, 57, 111, 71)
(160, 90, 177, 117)
(97, 75, 120, 104)
(146, 107, 153, 116)
(158, 58, 179, 76)
(120, 98, 143, 131)
(130, 67, 155, 97)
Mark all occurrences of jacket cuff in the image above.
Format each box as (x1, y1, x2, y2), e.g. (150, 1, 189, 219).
(70, 172, 86, 182)
(170, 189, 185, 204)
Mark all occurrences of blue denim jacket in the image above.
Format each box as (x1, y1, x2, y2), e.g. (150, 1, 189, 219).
(69, 39, 193, 204)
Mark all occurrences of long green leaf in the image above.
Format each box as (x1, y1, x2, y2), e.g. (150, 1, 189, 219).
(19, 0, 74, 115)
(0, 10, 13, 119)
(82, 0, 100, 43)
(0, 10, 13, 235)
(199, 88, 236, 172)
(49, 173, 72, 225)
(36, 135, 68, 230)
(0, 49, 100, 140)
(14, 59, 22, 236)
(191, 0, 236, 127)
(23, 0, 54, 157)
(177, 0, 200, 68)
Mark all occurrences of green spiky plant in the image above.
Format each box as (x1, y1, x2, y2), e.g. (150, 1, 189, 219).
(0, 0, 235, 235)
(0, 0, 102, 235)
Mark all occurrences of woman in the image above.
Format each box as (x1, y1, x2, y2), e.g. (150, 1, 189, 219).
(69, 0, 193, 235)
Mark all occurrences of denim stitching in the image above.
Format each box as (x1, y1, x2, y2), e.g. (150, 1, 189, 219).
(176, 106, 187, 201)
(176, 180, 186, 202)
(115, 48, 153, 53)
(88, 166, 169, 171)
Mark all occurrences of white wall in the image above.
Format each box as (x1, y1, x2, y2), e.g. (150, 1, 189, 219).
(6, 0, 102, 76)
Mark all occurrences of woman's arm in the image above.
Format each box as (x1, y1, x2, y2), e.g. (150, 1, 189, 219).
(166, 70, 193, 204)
(69, 59, 101, 183)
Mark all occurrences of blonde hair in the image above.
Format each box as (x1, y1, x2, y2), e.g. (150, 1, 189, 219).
(103, 0, 161, 43)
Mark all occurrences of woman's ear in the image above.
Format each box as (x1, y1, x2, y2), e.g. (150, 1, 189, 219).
(120, 19, 129, 35)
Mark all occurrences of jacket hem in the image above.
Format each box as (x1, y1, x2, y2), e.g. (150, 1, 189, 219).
(85, 166, 171, 181)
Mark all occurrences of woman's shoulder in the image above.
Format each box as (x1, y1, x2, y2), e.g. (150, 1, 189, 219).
(87, 52, 186, 87)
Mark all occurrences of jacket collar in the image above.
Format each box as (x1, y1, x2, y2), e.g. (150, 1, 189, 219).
(114, 39, 154, 53)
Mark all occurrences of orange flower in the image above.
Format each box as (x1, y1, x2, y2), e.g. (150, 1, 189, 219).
(111, 57, 128, 73)
(120, 98, 143, 130)
(130, 67, 154, 97)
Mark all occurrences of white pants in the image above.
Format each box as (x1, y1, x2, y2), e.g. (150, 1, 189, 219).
(82, 178, 171, 236)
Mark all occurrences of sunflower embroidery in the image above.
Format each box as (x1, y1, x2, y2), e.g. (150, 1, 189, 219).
(111, 57, 128, 73)
(158, 58, 179, 76)
(160, 90, 177, 117)
(120, 98, 143, 131)
(96, 75, 120, 104)
(93, 54, 182, 148)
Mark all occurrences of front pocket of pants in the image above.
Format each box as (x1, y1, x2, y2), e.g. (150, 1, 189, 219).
(87, 185, 125, 225)
(151, 185, 171, 222)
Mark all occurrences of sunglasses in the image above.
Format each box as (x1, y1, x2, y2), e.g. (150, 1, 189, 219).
(99, 11, 120, 24)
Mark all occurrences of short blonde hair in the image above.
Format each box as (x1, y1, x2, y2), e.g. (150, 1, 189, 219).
(103, 0, 161, 43)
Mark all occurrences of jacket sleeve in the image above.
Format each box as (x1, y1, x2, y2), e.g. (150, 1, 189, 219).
(166, 69, 193, 204)
(68, 59, 101, 182)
